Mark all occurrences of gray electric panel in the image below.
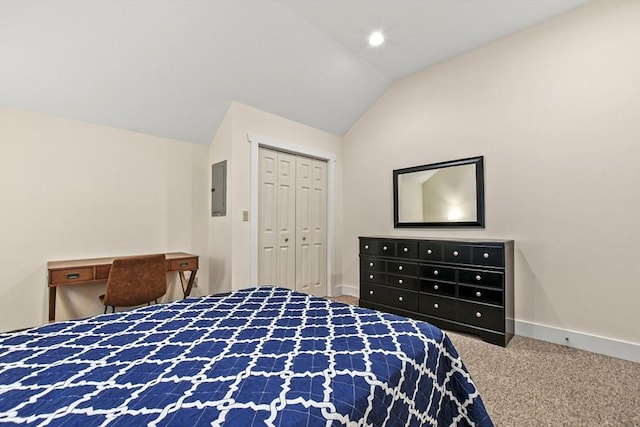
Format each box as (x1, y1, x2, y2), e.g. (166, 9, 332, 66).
(211, 161, 227, 216)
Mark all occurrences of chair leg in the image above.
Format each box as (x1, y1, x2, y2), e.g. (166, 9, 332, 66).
(154, 299, 158, 304)
(104, 306, 107, 314)
(111, 306, 115, 313)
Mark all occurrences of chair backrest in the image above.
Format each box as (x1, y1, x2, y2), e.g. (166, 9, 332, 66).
(102, 254, 167, 308)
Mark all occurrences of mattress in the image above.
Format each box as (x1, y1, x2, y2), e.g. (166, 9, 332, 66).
(0, 286, 492, 426)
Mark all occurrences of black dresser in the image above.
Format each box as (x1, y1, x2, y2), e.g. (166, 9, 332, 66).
(359, 236, 514, 347)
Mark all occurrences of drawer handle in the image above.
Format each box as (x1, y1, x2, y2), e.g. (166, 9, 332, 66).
(398, 266, 403, 271)
(476, 275, 482, 281)
(476, 312, 482, 318)
(383, 246, 388, 251)
(369, 262, 374, 267)
(66, 273, 81, 280)
(433, 270, 439, 276)
(427, 249, 432, 255)
(285, 238, 289, 242)
(453, 251, 459, 256)
(398, 279, 403, 284)
(403, 247, 408, 253)
(398, 296, 403, 302)
(433, 285, 439, 290)
(476, 291, 482, 297)
(434, 303, 439, 309)
(179, 262, 189, 267)
(369, 274, 374, 279)
(369, 290, 374, 295)
(483, 252, 490, 259)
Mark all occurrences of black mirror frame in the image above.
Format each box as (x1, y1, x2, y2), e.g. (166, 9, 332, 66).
(393, 156, 485, 228)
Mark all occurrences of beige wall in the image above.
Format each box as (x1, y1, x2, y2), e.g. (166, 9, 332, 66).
(342, 1, 640, 345)
(0, 108, 209, 331)
(207, 102, 343, 294)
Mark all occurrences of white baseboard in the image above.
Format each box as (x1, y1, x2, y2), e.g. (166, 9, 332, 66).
(334, 284, 359, 298)
(515, 320, 639, 363)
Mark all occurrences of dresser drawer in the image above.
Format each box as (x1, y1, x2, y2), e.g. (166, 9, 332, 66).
(459, 285, 503, 306)
(472, 246, 504, 267)
(419, 265, 455, 282)
(443, 244, 472, 264)
(458, 269, 503, 288)
(360, 283, 387, 304)
(362, 271, 386, 285)
(418, 294, 456, 319)
(360, 239, 395, 257)
(387, 288, 419, 312)
(418, 241, 442, 262)
(419, 280, 456, 297)
(457, 300, 504, 332)
(169, 257, 198, 271)
(50, 267, 94, 285)
(396, 241, 418, 259)
(387, 261, 417, 277)
(360, 257, 386, 272)
(386, 275, 418, 290)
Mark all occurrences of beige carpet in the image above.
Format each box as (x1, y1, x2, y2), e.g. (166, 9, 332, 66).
(328, 295, 640, 426)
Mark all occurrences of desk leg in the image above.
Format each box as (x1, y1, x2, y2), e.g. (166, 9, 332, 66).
(179, 269, 198, 298)
(48, 287, 56, 323)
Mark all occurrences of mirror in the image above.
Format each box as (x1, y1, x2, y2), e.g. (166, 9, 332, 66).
(393, 156, 485, 227)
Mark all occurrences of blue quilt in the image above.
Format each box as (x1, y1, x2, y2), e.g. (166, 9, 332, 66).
(0, 286, 492, 426)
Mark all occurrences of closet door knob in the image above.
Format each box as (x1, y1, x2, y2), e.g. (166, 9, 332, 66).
(284, 238, 289, 242)
(303, 237, 307, 241)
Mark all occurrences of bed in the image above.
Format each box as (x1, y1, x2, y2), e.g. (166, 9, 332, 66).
(0, 286, 492, 426)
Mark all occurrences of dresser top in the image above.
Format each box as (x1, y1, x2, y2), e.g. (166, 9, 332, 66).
(359, 236, 514, 244)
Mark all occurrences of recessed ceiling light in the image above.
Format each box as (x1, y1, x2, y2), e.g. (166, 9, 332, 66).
(368, 31, 385, 47)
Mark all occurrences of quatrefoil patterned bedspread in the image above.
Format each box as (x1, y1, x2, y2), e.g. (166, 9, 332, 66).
(0, 286, 492, 426)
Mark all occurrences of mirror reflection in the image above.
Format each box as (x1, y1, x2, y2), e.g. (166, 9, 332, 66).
(398, 164, 477, 222)
(393, 156, 484, 227)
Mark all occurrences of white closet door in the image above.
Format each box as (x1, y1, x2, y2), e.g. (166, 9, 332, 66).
(258, 148, 296, 289)
(295, 156, 327, 296)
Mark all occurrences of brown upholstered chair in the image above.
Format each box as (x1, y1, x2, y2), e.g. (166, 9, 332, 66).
(99, 254, 167, 314)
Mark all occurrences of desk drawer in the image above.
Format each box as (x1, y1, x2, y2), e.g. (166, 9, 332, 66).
(50, 267, 94, 285)
(169, 257, 198, 271)
(95, 265, 111, 280)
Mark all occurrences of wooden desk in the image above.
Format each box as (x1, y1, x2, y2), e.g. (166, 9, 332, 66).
(47, 252, 199, 322)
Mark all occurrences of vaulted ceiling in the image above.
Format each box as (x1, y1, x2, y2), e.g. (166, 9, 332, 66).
(0, 0, 588, 144)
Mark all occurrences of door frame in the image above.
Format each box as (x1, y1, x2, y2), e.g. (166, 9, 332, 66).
(248, 132, 335, 296)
